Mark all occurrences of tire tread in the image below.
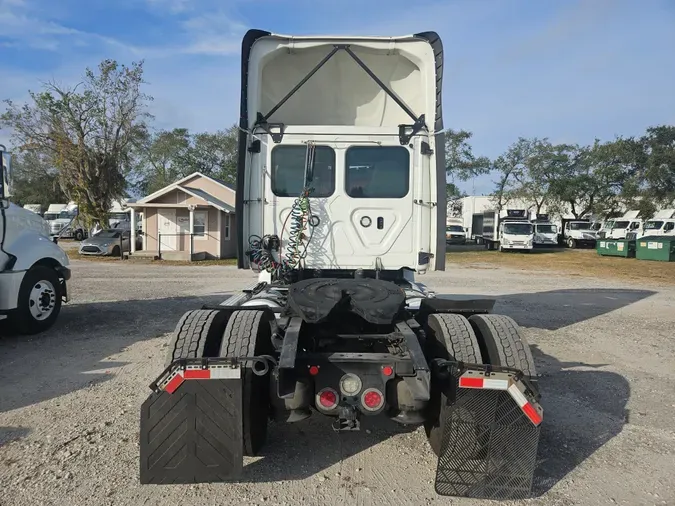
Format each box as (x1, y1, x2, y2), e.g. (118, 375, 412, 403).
(469, 314, 536, 377)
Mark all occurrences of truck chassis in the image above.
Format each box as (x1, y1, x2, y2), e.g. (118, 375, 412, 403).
(139, 273, 543, 499)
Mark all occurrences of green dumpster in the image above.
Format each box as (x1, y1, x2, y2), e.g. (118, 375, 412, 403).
(636, 236, 675, 262)
(596, 238, 636, 258)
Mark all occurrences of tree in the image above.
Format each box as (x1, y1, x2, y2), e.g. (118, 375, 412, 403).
(446, 182, 465, 217)
(444, 129, 491, 181)
(188, 126, 238, 184)
(546, 140, 631, 219)
(8, 150, 66, 209)
(133, 128, 192, 195)
(641, 125, 675, 206)
(134, 125, 239, 195)
(1, 59, 152, 227)
(491, 137, 539, 212)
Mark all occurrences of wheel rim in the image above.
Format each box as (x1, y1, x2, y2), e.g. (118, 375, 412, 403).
(28, 280, 57, 320)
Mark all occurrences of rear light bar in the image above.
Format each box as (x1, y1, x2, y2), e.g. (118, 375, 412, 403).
(458, 370, 543, 426)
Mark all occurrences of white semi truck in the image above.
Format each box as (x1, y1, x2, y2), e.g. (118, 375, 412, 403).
(636, 209, 675, 238)
(480, 208, 534, 251)
(0, 145, 70, 334)
(559, 218, 597, 248)
(138, 30, 543, 501)
(49, 202, 88, 240)
(597, 210, 642, 240)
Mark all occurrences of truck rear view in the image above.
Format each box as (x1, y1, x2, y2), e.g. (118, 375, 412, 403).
(138, 29, 543, 500)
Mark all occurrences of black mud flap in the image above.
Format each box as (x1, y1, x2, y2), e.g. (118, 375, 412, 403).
(140, 378, 243, 484)
(434, 386, 540, 499)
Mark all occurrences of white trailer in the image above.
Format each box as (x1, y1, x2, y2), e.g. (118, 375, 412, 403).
(0, 145, 70, 334)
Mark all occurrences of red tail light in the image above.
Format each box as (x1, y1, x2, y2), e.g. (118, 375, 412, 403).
(316, 388, 338, 410)
(361, 388, 384, 411)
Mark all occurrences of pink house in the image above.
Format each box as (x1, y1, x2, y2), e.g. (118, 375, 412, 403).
(128, 172, 237, 261)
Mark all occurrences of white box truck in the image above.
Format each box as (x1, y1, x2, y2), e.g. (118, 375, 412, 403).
(532, 213, 559, 248)
(480, 209, 534, 251)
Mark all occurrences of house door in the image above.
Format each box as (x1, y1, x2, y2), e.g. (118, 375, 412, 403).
(158, 209, 177, 251)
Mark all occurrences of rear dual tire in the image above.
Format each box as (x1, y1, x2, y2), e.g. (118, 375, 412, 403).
(165, 308, 274, 457)
(424, 313, 536, 456)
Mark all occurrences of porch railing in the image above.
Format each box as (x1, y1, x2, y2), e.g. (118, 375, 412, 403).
(157, 232, 195, 260)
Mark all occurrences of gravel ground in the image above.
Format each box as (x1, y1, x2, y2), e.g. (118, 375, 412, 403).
(1, 260, 674, 506)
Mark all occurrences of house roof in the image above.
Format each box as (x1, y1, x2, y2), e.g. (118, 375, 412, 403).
(180, 186, 235, 213)
(136, 171, 235, 204)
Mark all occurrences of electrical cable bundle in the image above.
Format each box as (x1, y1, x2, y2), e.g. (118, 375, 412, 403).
(246, 142, 317, 281)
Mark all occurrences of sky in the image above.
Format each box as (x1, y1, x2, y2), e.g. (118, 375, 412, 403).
(1, 0, 674, 195)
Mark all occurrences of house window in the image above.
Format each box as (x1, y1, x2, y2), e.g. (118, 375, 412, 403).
(194, 211, 208, 239)
(224, 214, 231, 240)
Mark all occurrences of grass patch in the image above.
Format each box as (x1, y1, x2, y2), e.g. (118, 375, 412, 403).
(446, 248, 675, 285)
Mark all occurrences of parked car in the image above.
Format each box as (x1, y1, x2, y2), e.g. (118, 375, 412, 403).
(78, 229, 141, 256)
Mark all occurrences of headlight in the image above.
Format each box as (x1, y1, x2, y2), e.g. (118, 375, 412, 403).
(101, 242, 110, 247)
(502, 238, 510, 245)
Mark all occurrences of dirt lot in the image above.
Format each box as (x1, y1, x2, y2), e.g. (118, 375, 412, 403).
(1, 258, 674, 506)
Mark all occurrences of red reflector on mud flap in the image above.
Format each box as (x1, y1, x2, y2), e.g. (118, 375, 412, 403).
(458, 376, 483, 388)
(457, 370, 543, 426)
(184, 369, 211, 380)
(164, 372, 185, 394)
(160, 365, 241, 394)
